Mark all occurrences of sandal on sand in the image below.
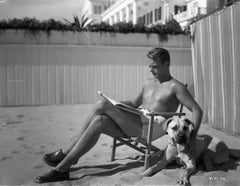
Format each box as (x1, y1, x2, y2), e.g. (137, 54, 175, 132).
(43, 149, 66, 167)
(34, 170, 69, 183)
(43, 149, 78, 167)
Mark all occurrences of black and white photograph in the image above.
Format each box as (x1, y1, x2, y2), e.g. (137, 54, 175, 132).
(0, 0, 240, 185)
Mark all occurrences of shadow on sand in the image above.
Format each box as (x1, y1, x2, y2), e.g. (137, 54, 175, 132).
(67, 151, 240, 182)
(69, 159, 144, 180)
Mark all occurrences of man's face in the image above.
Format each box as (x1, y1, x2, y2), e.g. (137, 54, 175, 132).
(149, 59, 166, 78)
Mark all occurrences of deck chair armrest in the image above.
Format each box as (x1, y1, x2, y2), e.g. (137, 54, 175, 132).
(145, 112, 185, 117)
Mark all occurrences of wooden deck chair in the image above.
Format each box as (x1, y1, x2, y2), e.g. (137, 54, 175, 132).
(111, 85, 187, 170)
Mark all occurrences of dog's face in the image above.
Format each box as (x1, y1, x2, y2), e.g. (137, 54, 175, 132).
(164, 117, 194, 148)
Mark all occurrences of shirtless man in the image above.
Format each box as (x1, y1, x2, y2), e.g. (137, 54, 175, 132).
(35, 48, 203, 183)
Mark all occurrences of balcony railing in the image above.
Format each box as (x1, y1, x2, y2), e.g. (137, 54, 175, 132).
(173, 11, 190, 23)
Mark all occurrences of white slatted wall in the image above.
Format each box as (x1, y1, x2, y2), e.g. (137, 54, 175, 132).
(192, 3, 240, 135)
(0, 44, 192, 106)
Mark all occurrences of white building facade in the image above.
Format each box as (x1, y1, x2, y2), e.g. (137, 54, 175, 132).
(173, 0, 231, 27)
(82, 0, 117, 23)
(82, 0, 229, 27)
(101, 0, 187, 25)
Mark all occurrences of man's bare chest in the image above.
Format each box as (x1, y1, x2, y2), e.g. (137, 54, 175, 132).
(143, 85, 175, 104)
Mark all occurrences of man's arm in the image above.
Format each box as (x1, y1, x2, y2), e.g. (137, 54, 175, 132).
(174, 82, 203, 138)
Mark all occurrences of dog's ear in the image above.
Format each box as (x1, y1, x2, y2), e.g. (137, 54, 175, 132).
(184, 118, 194, 126)
(163, 117, 174, 134)
(184, 118, 195, 132)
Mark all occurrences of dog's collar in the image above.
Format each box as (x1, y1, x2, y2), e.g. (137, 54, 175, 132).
(168, 138, 177, 147)
(168, 138, 188, 153)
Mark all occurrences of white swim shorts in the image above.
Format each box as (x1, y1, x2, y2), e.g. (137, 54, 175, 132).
(140, 108, 166, 140)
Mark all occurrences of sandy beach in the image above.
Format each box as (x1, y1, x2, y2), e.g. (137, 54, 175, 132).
(0, 104, 240, 186)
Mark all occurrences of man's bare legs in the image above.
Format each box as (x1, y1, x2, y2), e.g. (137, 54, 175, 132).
(62, 99, 142, 155)
(35, 99, 144, 183)
(61, 102, 114, 155)
(54, 99, 143, 172)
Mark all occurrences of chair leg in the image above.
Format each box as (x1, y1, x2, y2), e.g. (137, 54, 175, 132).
(144, 144, 150, 170)
(144, 115, 154, 170)
(111, 138, 117, 161)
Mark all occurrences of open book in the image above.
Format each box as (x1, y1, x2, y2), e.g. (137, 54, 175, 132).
(97, 91, 144, 116)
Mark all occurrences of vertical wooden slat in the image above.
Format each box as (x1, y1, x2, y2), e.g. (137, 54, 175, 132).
(39, 47, 48, 105)
(23, 46, 33, 105)
(63, 47, 72, 104)
(232, 5, 240, 135)
(48, 46, 56, 105)
(115, 64, 124, 101)
(32, 46, 40, 105)
(55, 46, 62, 104)
(71, 48, 80, 104)
(123, 64, 130, 100)
(93, 64, 101, 102)
(15, 47, 24, 105)
(220, 9, 234, 133)
(0, 46, 7, 106)
(101, 63, 109, 99)
(7, 47, 16, 105)
(108, 64, 116, 100)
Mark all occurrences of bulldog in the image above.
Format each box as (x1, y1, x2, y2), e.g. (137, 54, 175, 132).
(143, 117, 240, 185)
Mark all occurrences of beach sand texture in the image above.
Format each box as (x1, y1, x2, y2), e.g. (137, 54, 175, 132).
(0, 104, 240, 186)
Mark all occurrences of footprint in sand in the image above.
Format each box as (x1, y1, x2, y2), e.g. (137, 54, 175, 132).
(31, 145, 46, 151)
(17, 136, 26, 141)
(120, 171, 142, 184)
(11, 150, 20, 154)
(32, 164, 45, 169)
(31, 150, 45, 155)
(17, 114, 25, 119)
(6, 121, 23, 125)
(20, 144, 31, 150)
(101, 143, 108, 147)
(92, 152, 109, 158)
(31, 162, 45, 169)
(0, 156, 13, 161)
(40, 145, 46, 149)
(33, 145, 46, 149)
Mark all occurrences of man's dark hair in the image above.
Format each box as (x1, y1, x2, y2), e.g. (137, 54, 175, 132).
(147, 48, 170, 64)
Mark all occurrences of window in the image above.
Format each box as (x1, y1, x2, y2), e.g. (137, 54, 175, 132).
(150, 11, 153, 24)
(143, 15, 146, 25)
(155, 7, 162, 21)
(94, 5, 102, 14)
(174, 5, 187, 14)
(137, 16, 145, 25)
(147, 13, 150, 24)
(158, 7, 162, 20)
(155, 9, 158, 21)
(146, 11, 153, 24)
(184, 6, 187, 11)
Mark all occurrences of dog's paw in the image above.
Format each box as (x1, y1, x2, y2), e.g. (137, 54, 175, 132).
(177, 176, 189, 185)
(142, 167, 154, 177)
